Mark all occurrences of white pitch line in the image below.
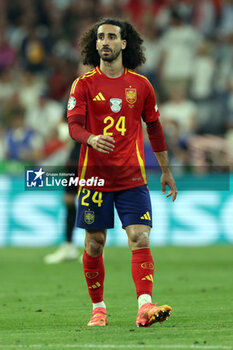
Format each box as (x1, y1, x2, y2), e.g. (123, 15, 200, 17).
(0, 345, 232, 350)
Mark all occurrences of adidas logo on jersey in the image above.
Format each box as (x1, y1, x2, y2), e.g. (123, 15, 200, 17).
(93, 92, 106, 101)
(141, 274, 153, 282)
(140, 211, 151, 220)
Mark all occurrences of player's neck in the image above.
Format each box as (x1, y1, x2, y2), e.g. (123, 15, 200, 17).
(100, 59, 124, 78)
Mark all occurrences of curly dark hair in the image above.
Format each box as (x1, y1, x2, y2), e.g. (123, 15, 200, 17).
(79, 18, 146, 70)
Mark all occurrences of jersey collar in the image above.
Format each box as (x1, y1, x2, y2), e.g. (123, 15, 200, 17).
(96, 66, 128, 77)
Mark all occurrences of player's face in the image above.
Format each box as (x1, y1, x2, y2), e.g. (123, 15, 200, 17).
(96, 24, 126, 63)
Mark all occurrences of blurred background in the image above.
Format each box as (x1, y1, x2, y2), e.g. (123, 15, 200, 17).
(0, 0, 233, 247)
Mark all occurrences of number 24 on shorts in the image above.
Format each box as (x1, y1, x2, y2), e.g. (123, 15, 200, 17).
(81, 188, 103, 207)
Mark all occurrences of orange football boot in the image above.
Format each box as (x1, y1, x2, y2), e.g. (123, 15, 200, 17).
(87, 307, 108, 326)
(136, 303, 172, 327)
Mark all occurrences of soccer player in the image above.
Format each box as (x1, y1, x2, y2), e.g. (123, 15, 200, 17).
(67, 18, 177, 327)
(44, 142, 81, 264)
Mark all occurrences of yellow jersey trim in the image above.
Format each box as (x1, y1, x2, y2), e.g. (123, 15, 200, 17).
(78, 147, 89, 198)
(85, 68, 96, 76)
(71, 69, 97, 93)
(81, 71, 97, 79)
(84, 68, 96, 75)
(96, 66, 102, 75)
(128, 70, 149, 82)
(71, 78, 79, 94)
(136, 140, 147, 184)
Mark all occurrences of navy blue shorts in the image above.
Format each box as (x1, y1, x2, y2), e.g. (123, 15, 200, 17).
(76, 184, 152, 230)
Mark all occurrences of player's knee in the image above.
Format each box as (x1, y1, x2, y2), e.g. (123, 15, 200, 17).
(129, 231, 149, 249)
(85, 233, 105, 256)
(88, 240, 103, 256)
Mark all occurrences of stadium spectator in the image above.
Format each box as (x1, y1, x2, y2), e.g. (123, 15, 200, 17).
(3, 106, 42, 162)
(18, 69, 46, 113)
(139, 16, 161, 88)
(25, 90, 63, 141)
(67, 18, 177, 327)
(192, 0, 220, 38)
(158, 7, 203, 97)
(48, 59, 78, 102)
(188, 133, 233, 173)
(124, 0, 168, 31)
(190, 42, 216, 101)
(217, 0, 233, 40)
(159, 88, 198, 135)
(189, 41, 216, 133)
(159, 87, 197, 170)
(19, 25, 52, 73)
(0, 27, 16, 73)
(0, 68, 17, 105)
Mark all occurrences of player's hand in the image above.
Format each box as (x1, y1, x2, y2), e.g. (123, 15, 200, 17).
(87, 134, 115, 154)
(160, 169, 177, 202)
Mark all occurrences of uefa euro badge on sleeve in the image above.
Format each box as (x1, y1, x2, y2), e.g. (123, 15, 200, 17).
(67, 96, 76, 110)
(84, 209, 95, 224)
(110, 98, 122, 113)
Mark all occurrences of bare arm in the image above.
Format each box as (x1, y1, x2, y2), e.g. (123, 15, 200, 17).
(154, 150, 178, 202)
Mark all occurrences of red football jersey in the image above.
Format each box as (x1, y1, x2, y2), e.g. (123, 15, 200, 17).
(67, 66, 160, 191)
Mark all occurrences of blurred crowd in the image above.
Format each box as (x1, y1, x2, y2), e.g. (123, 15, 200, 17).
(0, 0, 233, 173)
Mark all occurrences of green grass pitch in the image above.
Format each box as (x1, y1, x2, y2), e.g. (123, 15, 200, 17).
(0, 246, 233, 350)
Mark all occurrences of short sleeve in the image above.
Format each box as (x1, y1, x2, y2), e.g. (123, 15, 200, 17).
(67, 78, 87, 118)
(142, 80, 160, 123)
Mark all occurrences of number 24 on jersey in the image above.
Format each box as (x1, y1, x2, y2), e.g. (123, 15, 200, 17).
(103, 116, 126, 136)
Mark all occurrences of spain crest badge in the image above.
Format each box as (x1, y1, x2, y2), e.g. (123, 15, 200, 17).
(125, 88, 137, 105)
(84, 209, 95, 224)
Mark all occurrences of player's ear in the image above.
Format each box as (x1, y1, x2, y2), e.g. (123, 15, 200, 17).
(122, 40, 126, 50)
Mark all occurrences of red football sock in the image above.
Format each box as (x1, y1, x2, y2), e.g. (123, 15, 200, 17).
(83, 250, 105, 303)
(131, 248, 154, 298)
